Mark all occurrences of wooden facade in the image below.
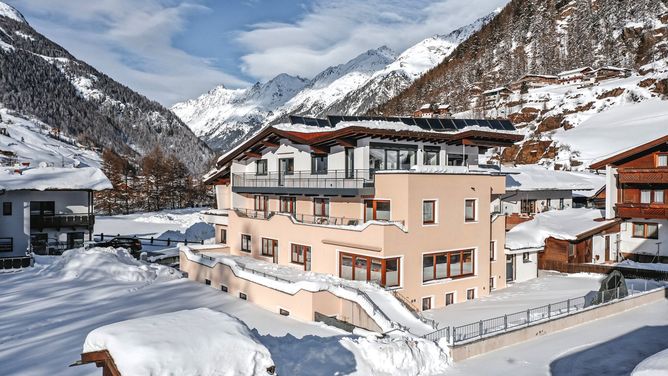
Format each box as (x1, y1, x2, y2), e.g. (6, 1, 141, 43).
(78, 350, 121, 376)
(538, 222, 621, 268)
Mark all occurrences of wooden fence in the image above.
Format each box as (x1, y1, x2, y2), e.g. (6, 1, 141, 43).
(540, 260, 668, 281)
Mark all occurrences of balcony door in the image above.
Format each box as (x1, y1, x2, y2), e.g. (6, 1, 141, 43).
(278, 158, 294, 186)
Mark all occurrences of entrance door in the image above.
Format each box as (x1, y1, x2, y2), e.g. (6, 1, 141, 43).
(278, 158, 294, 186)
(506, 255, 514, 282)
(305, 248, 311, 271)
(604, 235, 611, 262)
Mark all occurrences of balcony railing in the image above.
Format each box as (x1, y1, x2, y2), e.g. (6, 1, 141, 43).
(616, 203, 668, 219)
(232, 169, 374, 193)
(233, 208, 405, 228)
(30, 214, 95, 229)
(618, 168, 668, 184)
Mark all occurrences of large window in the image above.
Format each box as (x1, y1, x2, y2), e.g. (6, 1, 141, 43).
(365, 200, 391, 222)
(465, 199, 477, 222)
(291, 244, 310, 265)
(641, 190, 665, 204)
(261, 238, 278, 257)
(423, 147, 440, 166)
(423, 249, 475, 282)
(423, 200, 436, 224)
(633, 222, 659, 239)
(314, 198, 329, 217)
(369, 144, 417, 171)
(280, 197, 296, 215)
(345, 147, 355, 178)
(254, 195, 268, 212)
(256, 160, 268, 175)
(2, 202, 11, 216)
(30, 201, 55, 216)
(241, 234, 251, 252)
(657, 153, 667, 167)
(340, 252, 400, 287)
(311, 155, 328, 174)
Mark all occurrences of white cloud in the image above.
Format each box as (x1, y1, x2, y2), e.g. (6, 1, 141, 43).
(9, 0, 249, 105)
(237, 0, 508, 81)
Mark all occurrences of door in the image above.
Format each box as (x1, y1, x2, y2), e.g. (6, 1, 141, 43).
(604, 235, 611, 262)
(305, 248, 311, 271)
(278, 158, 294, 186)
(506, 255, 514, 282)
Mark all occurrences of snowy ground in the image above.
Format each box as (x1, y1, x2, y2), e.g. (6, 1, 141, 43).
(447, 299, 668, 376)
(94, 208, 215, 251)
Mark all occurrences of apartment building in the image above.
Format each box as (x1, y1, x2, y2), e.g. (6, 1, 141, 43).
(591, 135, 668, 262)
(198, 115, 523, 311)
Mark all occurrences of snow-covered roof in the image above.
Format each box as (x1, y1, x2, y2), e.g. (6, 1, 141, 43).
(483, 86, 512, 95)
(0, 167, 112, 191)
(500, 165, 605, 192)
(419, 103, 432, 110)
(437, 103, 450, 109)
(273, 120, 519, 136)
(518, 74, 558, 79)
(506, 208, 616, 250)
(558, 67, 593, 76)
(82, 308, 274, 375)
(594, 66, 630, 72)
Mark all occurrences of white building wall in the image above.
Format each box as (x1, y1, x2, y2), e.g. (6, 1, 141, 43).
(512, 252, 538, 283)
(619, 219, 668, 257)
(605, 165, 617, 220)
(501, 190, 573, 215)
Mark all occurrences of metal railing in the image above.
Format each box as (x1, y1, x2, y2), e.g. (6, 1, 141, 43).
(0, 237, 13, 253)
(30, 214, 94, 229)
(234, 208, 405, 228)
(422, 286, 635, 345)
(94, 233, 205, 247)
(0, 255, 32, 270)
(232, 169, 374, 190)
(391, 289, 438, 329)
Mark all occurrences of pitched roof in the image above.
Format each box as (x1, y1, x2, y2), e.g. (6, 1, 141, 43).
(590, 134, 668, 169)
(0, 167, 112, 191)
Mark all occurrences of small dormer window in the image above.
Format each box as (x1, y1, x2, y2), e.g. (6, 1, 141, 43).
(657, 153, 668, 167)
(256, 160, 268, 175)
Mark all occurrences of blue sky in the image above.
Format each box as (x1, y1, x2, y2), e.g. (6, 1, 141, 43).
(7, 0, 507, 105)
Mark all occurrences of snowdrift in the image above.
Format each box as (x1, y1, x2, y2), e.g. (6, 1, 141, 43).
(37, 247, 180, 282)
(632, 348, 668, 376)
(83, 308, 275, 376)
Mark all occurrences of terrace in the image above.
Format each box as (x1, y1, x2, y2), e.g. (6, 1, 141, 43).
(231, 169, 375, 196)
(30, 213, 95, 230)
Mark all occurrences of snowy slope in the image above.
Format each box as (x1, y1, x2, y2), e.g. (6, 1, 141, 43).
(172, 12, 497, 152)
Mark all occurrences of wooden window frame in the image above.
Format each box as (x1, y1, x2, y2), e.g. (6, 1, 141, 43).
(261, 238, 277, 257)
(254, 195, 268, 212)
(632, 222, 659, 239)
(241, 234, 251, 253)
(568, 243, 575, 257)
(313, 197, 329, 218)
(291, 243, 310, 265)
(338, 252, 401, 287)
(279, 196, 296, 215)
(256, 159, 268, 176)
(464, 199, 477, 222)
(364, 199, 391, 221)
(422, 249, 475, 283)
(656, 152, 668, 168)
(422, 200, 436, 225)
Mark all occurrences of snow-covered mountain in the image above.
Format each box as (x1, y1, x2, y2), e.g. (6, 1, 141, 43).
(172, 11, 497, 152)
(0, 2, 212, 172)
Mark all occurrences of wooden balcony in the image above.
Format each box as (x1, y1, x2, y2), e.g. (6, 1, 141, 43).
(618, 168, 668, 184)
(616, 203, 668, 219)
(30, 214, 95, 230)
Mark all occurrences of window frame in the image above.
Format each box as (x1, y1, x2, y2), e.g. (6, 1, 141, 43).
(464, 199, 477, 222)
(310, 154, 328, 175)
(241, 234, 252, 253)
(256, 159, 268, 176)
(220, 229, 227, 244)
(632, 222, 659, 239)
(656, 152, 668, 168)
(466, 288, 476, 301)
(338, 252, 401, 287)
(490, 240, 497, 261)
(423, 146, 440, 166)
(313, 197, 330, 218)
(2, 202, 11, 216)
(422, 249, 475, 283)
(421, 296, 432, 311)
(279, 196, 297, 215)
(523, 252, 531, 263)
(445, 292, 455, 306)
(568, 243, 576, 257)
(290, 243, 310, 265)
(254, 195, 268, 212)
(364, 199, 391, 222)
(261, 238, 278, 257)
(422, 200, 437, 225)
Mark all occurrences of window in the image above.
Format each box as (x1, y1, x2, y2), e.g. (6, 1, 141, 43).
(256, 159, 268, 175)
(314, 198, 329, 218)
(345, 147, 355, 178)
(657, 153, 667, 167)
(311, 155, 328, 174)
(568, 243, 575, 257)
(279, 308, 290, 316)
(29, 201, 55, 216)
(291, 244, 310, 265)
(254, 195, 268, 212)
(220, 229, 227, 244)
(279, 158, 294, 175)
(633, 223, 659, 239)
(261, 238, 278, 257)
(241, 234, 251, 252)
(365, 200, 391, 221)
(0, 237, 12, 252)
(466, 288, 475, 300)
(655, 190, 665, 204)
(67, 232, 84, 249)
(339, 252, 400, 287)
(239, 292, 247, 300)
(641, 190, 652, 204)
(523, 252, 531, 263)
(423, 249, 475, 282)
(490, 241, 497, 261)
(280, 197, 296, 215)
(546, 199, 552, 209)
(221, 285, 228, 292)
(465, 199, 477, 222)
(521, 199, 536, 214)
(490, 277, 496, 290)
(422, 297, 432, 311)
(2, 202, 11, 216)
(445, 292, 454, 306)
(369, 143, 417, 171)
(423, 147, 440, 166)
(559, 198, 565, 210)
(205, 279, 211, 286)
(422, 200, 436, 224)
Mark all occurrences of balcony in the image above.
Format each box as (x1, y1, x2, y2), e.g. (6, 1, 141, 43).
(30, 214, 95, 230)
(618, 168, 668, 184)
(231, 169, 375, 196)
(616, 203, 668, 219)
(233, 208, 405, 228)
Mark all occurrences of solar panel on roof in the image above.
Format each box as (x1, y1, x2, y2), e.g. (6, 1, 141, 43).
(398, 117, 416, 126)
(476, 119, 492, 129)
(414, 118, 431, 131)
(327, 116, 344, 126)
(500, 120, 516, 131)
(439, 118, 457, 130)
(453, 119, 467, 129)
(490, 120, 506, 130)
(428, 119, 444, 131)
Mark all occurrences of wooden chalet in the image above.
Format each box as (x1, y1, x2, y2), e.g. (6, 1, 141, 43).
(510, 74, 558, 91)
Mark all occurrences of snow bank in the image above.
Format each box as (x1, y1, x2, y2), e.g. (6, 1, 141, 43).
(506, 208, 613, 250)
(632, 348, 668, 376)
(39, 247, 180, 282)
(341, 335, 450, 376)
(0, 166, 112, 191)
(158, 222, 215, 242)
(133, 209, 205, 228)
(83, 308, 275, 376)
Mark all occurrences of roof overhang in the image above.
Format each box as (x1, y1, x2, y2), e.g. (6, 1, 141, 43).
(590, 135, 668, 170)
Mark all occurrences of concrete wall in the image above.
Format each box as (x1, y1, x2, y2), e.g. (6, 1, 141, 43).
(450, 287, 668, 361)
(0, 190, 92, 257)
(179, 250, 383, 332)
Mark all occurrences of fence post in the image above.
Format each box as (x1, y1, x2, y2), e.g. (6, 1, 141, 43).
(479, 320, 483, 338)
(567, 298, 571, 313)
(616, 287, 619, 300)
(100, 233, 104, 241)
(201, 239, 204, 245)
(504, 314, 508, 331)
(452, 327, 456, 345)
(548, 304, 551, 319)
(185, 239, 188, 246)
(150, 237, 154, 245)
(645, 279, 647, 292)
(630, 283, 634, 295)
(526, 309, 530, 325)
(167, 238, 171, 246)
